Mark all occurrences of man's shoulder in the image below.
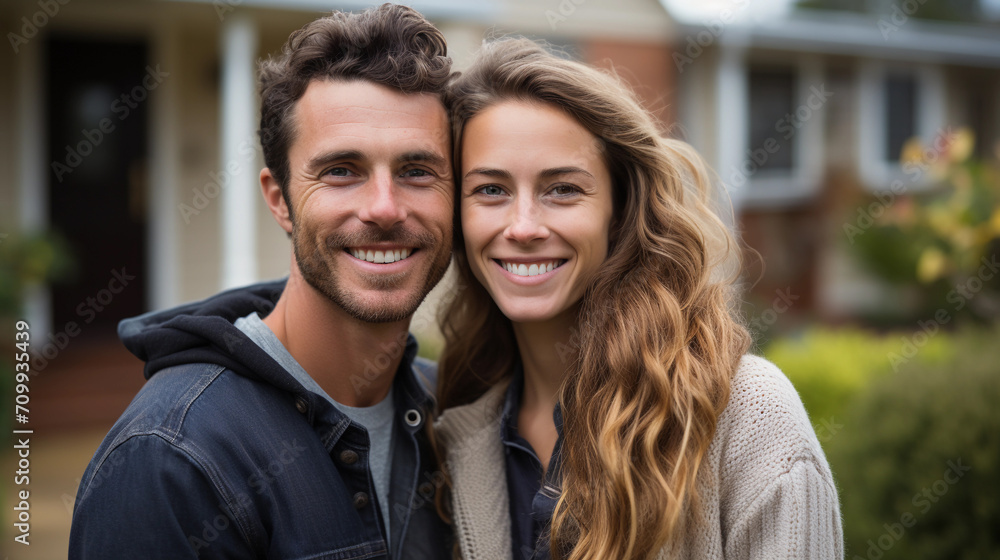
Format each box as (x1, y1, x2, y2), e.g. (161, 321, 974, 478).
(97, 363, 303, 464)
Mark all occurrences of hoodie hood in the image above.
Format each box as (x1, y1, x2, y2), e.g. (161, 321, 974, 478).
(118, 279, 300, 392)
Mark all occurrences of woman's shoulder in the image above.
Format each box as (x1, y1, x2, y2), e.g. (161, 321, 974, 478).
(712, 354, 830, 482)
(434, 381, 508, 449)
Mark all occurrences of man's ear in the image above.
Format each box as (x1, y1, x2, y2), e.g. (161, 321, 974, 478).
(261, 167, 293, 235)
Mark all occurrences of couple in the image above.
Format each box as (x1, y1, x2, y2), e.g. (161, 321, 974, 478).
(69, 4, 841, 559)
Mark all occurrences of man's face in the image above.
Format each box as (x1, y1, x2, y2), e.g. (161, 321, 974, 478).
(281, 79, 452, 323)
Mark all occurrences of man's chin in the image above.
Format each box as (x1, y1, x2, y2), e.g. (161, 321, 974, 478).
(336, 297, 424, 324)
(324, 282, 429, 324)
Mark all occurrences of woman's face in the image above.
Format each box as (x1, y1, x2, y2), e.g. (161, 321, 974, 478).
(460, 100, 614, 325)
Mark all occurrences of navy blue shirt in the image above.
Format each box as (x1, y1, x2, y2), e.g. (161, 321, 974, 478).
(500, 365, 565, 560)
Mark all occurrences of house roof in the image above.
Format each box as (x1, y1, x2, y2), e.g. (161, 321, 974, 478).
(673, 8, 1000, 68)
(163, 0, 498, 23)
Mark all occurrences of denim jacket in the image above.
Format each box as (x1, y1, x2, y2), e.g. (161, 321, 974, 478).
(69, 280, 450, 559)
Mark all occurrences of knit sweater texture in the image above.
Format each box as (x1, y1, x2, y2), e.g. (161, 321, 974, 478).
(434, 354, 844, 559)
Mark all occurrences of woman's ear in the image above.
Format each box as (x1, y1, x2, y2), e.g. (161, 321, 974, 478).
(261, 168, 293, 236)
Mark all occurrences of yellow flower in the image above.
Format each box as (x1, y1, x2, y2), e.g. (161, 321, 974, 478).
(917, 247, 947, 283)
(901, 137, 926, 165)
(947, 128, 974, 164)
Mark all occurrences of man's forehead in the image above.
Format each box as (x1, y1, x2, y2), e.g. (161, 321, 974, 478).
(295, 79, 445, 122)
(289, 79, 448, 151)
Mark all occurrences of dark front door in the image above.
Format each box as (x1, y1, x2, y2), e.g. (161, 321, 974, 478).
(47, 36, 148, 334)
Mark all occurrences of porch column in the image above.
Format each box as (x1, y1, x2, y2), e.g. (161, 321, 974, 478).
(219, 12, 259, 289)
(17, 32, 51, 337)
(715, 41, 748, 214)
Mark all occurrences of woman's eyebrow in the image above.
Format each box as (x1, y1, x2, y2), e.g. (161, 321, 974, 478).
(464, 167, 512, 180)
(539, 166, 594, 179)
(464, 167, 594, 180)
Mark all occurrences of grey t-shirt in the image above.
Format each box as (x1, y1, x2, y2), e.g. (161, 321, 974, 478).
(234, 312, 395, 544)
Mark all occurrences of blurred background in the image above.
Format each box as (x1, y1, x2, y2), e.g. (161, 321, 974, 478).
(1, 0, 999, 558)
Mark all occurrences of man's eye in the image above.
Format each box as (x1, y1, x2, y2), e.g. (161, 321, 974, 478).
(477, 185, 504, 196)
(324, 167, 352, 177)
(402, 168, 430, 178)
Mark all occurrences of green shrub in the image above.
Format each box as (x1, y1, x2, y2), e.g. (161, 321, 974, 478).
(764, 327, 953, 424)
(826, 325, 1000, 560)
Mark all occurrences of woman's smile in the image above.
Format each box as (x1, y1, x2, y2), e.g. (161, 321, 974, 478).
(460, 100, 614, 325)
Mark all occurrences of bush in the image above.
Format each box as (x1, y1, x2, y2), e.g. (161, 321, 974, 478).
(764, 327, 953, 424)
(825, 325, 1000, 560)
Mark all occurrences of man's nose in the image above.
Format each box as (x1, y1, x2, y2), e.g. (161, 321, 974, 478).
(358, 171, 407, 229)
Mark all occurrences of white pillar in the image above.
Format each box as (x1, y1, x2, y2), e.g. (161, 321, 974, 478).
(17, 35, 51, 337)
(715, 42, 748, 214)
(219, 13, 259, 290)
(149, 22, 181, 309)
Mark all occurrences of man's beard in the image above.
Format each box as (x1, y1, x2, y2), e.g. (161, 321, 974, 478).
(293, 222, 451, 323)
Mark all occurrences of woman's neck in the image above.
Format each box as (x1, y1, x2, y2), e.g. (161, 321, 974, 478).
(510, 309, 578, 472)
(511, 310, 578, 408)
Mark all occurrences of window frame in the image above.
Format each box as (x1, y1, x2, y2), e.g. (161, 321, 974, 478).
(856, 60, 946, 193)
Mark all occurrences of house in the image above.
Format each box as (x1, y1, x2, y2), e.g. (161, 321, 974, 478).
(3, 0, 999, 388)
(0, 0, 675, 430)
(669, 7, 1000, 321)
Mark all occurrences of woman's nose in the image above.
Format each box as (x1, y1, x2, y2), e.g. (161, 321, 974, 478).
(503, 196, 549, 244)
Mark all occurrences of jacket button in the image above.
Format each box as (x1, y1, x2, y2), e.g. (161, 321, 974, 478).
(295, 398, 308, 414)
(339, 450, 359, 465)
(353, 492, 369, 509)
(418, 482, 435, 497)
(404, 409, 422, 427)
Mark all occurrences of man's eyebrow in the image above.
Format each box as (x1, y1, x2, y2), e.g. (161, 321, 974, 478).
(398, 150, 448, 169)
(464, 167, 513, 181)
(306, 150, 365, 171)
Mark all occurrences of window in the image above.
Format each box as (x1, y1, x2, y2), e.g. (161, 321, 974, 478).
(884, 73, 918, 162)
(856, 61, 945, 190)
(747, 66, 796, 172)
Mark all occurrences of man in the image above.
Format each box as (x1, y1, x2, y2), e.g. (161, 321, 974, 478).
(69, 5, 454, 558)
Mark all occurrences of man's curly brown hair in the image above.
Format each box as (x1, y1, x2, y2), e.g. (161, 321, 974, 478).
(258, 3, 452, 207)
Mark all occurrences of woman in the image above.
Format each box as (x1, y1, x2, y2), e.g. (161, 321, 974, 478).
(434, 38, 842, 560)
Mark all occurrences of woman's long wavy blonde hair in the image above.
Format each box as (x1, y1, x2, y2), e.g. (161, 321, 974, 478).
(437, 38, 751, 560)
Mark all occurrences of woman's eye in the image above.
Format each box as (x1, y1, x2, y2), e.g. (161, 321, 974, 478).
(477, 185, 504, 196)
(551, 184, 579, 196)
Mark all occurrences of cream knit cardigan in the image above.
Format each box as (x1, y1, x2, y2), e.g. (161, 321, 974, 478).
(434, 354, 843, 559)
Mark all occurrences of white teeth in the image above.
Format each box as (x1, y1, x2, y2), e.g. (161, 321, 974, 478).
(349, 248, 414, 263)
(500, 260, 563, 277)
